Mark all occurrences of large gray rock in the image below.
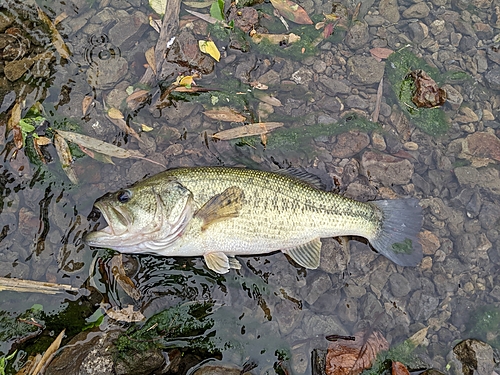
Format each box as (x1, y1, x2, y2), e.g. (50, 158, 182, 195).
(360, 151, 414, 186)
(347, 55, 385, 85)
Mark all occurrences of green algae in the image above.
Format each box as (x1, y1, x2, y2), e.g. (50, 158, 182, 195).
(386, 48, 451, 136)
(466, 304, 500, 348)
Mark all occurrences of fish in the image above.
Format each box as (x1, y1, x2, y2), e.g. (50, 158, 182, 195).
(84, 167, 423, 274)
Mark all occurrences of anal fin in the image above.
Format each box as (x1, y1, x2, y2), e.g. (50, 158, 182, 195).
(283, 238, 322, 269)
(196, 186, 244, 231)
(204, 252, 231, 274)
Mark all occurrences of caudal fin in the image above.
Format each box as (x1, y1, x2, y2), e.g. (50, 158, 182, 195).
(369, 199, 423, 266)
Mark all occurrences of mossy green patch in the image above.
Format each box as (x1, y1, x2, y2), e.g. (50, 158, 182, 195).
(115, 303, 216, 357)
(235, 112, 380, 150)
(466, 305, 500, 348)
(386, 48, 451, 136)
(361, 340, 426, 375)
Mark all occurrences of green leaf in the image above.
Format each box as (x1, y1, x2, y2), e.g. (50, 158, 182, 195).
(209, 0, 224, 21)
(19, 119, 36, 133)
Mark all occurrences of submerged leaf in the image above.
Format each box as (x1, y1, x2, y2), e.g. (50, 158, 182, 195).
(82, 95, 94, 116)
(110, 255, 141, 300)
(145, 47, 156, 74)
(55, 130, 145, 159)
(250, 31, 300, 44)
(31, 330, 65, 375)
(209, 0, 224, 21)
(199, 40, 220, 61)
(270, 0, 313, 24)
(149, 0, 167, 15)
(105, 305, 145, 322)
(204, 107, 245, 122)
(107, 107, 124, 119)
(36, 6, 71, 59)
(213, 122, 284, 140)
(54, 133, 79, 184)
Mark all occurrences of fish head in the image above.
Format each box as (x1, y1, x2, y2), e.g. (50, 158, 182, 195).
(84, 177, 194, 252)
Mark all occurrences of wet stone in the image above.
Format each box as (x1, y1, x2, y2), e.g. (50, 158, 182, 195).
(447, 339, 495, 375)
(301, 272, 332, 305)
(86, 56, 128, 89)
(379, 0, 400, 23)
(347, 55, 385, 85)
(408, 22, 427, 43)
(402, 3, 430, 18)
(479, 201, 500, 230)
(330, 131, 370, 158)
(291, 67, 314, 85)
(408, 290, 439, 320)
(302, 312, 348, 337)
(389, 273, 411, 298)
(319, 76, 351, 95)
(4, 57, 35, 81)
(345, 21, 369, 50)
(108, 11, 149, 50)
(360, 150, 414, 186)
(344, 95, 369, 109)
(454, 167, 500, 196)
(275, 299, 303, 335)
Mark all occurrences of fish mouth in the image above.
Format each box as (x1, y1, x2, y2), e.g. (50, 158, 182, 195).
(84, 202, 133, 247)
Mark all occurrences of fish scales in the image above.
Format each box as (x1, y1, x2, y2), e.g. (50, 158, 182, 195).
(85, 166, 423, 273)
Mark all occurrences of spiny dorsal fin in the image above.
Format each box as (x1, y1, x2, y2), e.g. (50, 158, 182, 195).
(278, 168, 326, 190)
(283, 238, 322, 269)
(196, 186, 244, 231)
(204, 252, 230, 274)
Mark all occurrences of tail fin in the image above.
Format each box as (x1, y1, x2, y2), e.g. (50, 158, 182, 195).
(369, 199, 423, 266)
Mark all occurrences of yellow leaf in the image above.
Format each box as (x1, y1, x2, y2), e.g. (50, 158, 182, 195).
(149, 0, 167, 15)
(35, 136, 52, 146)
(7, 102, 21, 132)
(107, 107, 124, 119)
(141, 124, 154, 132)
(198, 40, 220, 62)
(179, 75, 195, 87)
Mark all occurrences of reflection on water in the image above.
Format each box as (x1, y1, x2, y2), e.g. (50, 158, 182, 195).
(1, 0, 500, 373)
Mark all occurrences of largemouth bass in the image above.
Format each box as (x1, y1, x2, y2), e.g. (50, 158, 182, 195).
(84, 167, 423, 274)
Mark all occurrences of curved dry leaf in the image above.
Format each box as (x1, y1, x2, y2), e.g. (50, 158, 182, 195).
(31, 329, 65, 375)
(35, 136, 52, 146)
(110, 255, 141, 300)
(325, 330, 389, 375)
(254, 91, 282, 106)
(82, 95, 94, 116)
(213, 122, 284, 140)
(204, 108, 245, 122)
(106, 115, 141, 142)
(105, 304, 145, 322)
(37, 6, 71, 59)
(107, 107, 124, 119)
(145, 47, 156, 75)
(7, 101, 21, 132)
(270, 0, 313, 24)
(370, 47, 394, 60)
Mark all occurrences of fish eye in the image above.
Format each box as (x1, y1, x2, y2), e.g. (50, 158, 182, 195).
(117, 189, 132, 203)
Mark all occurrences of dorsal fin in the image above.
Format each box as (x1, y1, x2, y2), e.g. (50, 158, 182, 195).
(278, 168, 326, 190)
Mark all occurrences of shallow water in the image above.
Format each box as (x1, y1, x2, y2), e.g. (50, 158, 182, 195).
(1, 0, 500, 373)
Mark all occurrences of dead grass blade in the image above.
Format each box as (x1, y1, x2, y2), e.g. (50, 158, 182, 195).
(0, 277, 79, 294)
(213, 122, 284, 140)
(31, 329, 65, 375)
(371, 76, 383, 123)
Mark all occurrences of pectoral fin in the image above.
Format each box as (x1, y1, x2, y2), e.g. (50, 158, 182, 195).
(228, 256, 241, 270)
(204, 252, 231, 274)
(196, 186, 244, 231)
(283, 238, 322, 269)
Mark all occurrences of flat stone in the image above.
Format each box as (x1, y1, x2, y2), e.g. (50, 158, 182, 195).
(379, 0, 399, 23)
(454, 166, 500, 196)
(418, 230, 441, 255)
(347, 55, 385, 85)
(389, 273, 411, 298)
(331, 131, 370, 158)
(4, 57, 34, 81)
(86, 56, 128, 89)
(320, 76, 351, 94)
(360, 150, 414, 186)
(402, 3, 430, 18)
(345, 20, 369, 50)
(108, 11, 149, 50)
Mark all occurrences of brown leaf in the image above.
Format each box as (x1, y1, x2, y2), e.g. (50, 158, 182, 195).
(325, 330, 389, 375)
(145, 47, 156, 74)
(54, 133, 79, 184)
(250, 31, 301, 44)
(204, 107, 246, 122)
(12, 126, 23, 149)
(8, 101, 21, 132)
(369, 47, 394, 60)
(270, 0, 313, 24)
(213, 122, 284, 140)
(82, 95, 94, 116)
(105, 304, 145, 322)
(36, 6, 71, 59)
(110, 255, 141, 300)
(392, 362, 410, 375)
(106, 115, 141, 141)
